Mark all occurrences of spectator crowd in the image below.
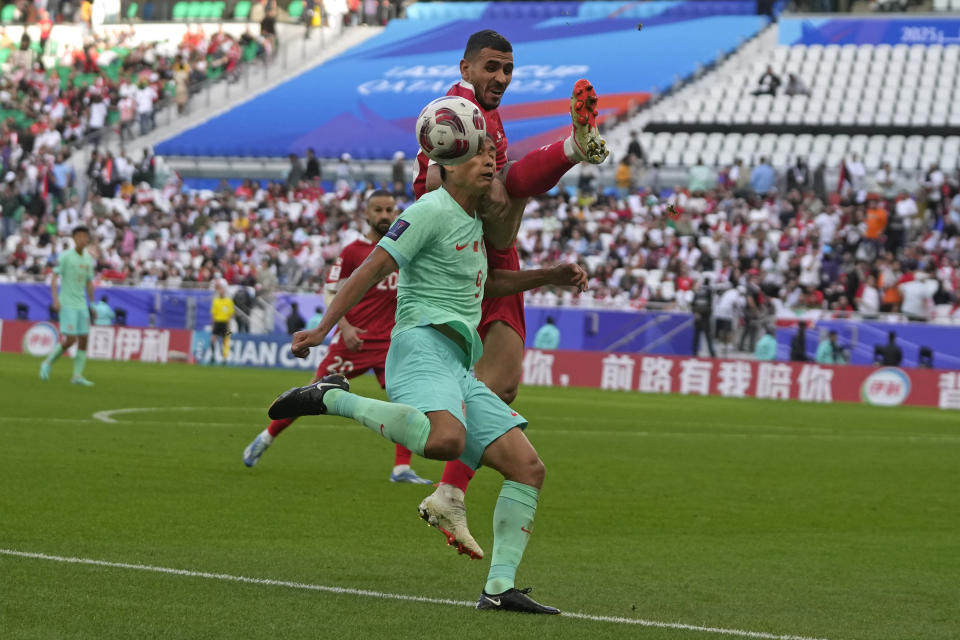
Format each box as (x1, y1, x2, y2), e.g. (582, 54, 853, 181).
(1, 140, 959, 355)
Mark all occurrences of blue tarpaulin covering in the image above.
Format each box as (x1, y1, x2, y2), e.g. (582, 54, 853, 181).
(156, 2, 771, 159)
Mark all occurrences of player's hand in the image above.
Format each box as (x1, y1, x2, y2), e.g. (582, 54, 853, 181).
(341, 324, 366, 352)
(549, 263, 588, 292)
(291, 328, 322, 358)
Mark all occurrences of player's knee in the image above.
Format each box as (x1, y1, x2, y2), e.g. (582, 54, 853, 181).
(517, 455, 545, 488)
(424, 433, 464, 461)
(495, 386, 518, 405)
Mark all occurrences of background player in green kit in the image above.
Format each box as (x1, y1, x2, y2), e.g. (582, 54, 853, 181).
(40, 225, 97, 386)
(269, 137, 560, 614)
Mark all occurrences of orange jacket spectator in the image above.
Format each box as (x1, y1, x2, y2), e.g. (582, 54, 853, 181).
(864, 205, 887, 240)
(879, 270, 901, 309)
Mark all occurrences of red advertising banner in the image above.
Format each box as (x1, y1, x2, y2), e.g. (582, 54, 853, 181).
(0, 320, 194, 364)
(521, 350, 960, 411)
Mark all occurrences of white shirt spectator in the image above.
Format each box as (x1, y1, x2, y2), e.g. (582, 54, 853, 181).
(89, 100, 108, 128)
(896, 197, 918, 221)
(899, 275, 937, 319)
(35, 128, 61, 152)
(714, 287, 742, 321)
(57, 206, 80, 233)
(799, 252, 821, 288)
(857, 284, 880, 315)
(814, 210, 839, 244)
(847, 158, 866, 191)
(136, 86, 157, 115)
(923, 169, 944, 202)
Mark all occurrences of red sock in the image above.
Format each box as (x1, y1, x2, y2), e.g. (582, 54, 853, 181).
(440, 459, 475, 494)
(394, 444, 412, 466)
(267, 418, 296, 437)
(504, 140, 576, 198)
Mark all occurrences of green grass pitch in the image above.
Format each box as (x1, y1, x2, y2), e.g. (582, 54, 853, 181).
(1, 352, 957, 640)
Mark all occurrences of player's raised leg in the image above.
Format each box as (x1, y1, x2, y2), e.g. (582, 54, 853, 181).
(502, 78, 609, 199)
(269, 372, 465, 463)
(474, 424, 556, 613)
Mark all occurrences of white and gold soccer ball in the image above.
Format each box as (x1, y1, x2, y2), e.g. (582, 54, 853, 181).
(415, 96, 487, 166)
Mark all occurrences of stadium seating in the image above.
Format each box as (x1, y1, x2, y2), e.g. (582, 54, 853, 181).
(1, 4, 17, 22)
(233, 0, 252, 19)
(630, 37, 960, 175)
(632, 130, 960, 174)
(288, 1, 304, 19)
(167, 0, 228, 19)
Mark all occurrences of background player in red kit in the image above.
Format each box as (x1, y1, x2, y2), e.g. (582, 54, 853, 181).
(414, 30, 609, 559)
(242, 190, 432, 484)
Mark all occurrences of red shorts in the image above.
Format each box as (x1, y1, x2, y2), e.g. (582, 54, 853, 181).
(479, 292, 526, 343)
(480, 244, 526, 343)
(316, 340, 389, 388)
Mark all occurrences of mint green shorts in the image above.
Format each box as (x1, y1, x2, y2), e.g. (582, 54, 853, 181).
(385, 326, 527, 470)
(59, 307, 90, 336)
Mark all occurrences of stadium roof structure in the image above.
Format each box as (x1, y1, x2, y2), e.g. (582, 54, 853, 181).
(156, 1, 774, 160)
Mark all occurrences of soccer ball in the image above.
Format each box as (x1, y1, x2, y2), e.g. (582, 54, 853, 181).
(415, 96, 486, 166)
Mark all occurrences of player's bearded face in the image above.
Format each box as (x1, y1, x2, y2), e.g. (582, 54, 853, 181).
(366, 197, 398, 237)
(462, 48, 513, 111)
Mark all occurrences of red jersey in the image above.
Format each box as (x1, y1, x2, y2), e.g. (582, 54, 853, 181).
(325, 237, 397, 343)
(413, 81, 508, 199)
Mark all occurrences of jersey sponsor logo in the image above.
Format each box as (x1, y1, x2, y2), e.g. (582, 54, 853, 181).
(385, 219, 410, 240)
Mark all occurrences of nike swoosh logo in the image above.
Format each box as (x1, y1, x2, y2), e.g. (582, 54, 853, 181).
(483, 596, 501, 606)
(510, 411, 518, 417)
(521, 526, 533, 534)
(455, 243, 469, 251)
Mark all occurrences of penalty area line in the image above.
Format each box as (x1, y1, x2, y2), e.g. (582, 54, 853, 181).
(0, 549, 831, 640)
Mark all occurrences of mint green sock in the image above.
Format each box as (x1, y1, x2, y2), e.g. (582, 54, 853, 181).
(72, 350, 87, 379)
(485, 481, 540, 595)
(44, 343, 64, 366)
(325, 389, 431, 457)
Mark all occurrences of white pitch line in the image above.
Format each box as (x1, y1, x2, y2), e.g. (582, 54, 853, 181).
(0, 548, 831, 640)
(91, 407, 259, 424)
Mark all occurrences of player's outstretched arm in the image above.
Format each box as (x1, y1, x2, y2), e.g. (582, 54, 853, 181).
(485, 263, 587, 299)
(291, 247, 398, 357)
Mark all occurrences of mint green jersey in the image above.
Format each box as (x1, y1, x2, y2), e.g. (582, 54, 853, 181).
(54, 249, 95, 310)
(378, 187, 487, 367)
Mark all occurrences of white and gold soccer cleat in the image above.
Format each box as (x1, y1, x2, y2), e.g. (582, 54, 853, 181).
(418, 484, 484, 560)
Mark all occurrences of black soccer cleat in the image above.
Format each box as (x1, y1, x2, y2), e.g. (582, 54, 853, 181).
(476, 587, 560, 615)
(268, 374, 350, 420)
